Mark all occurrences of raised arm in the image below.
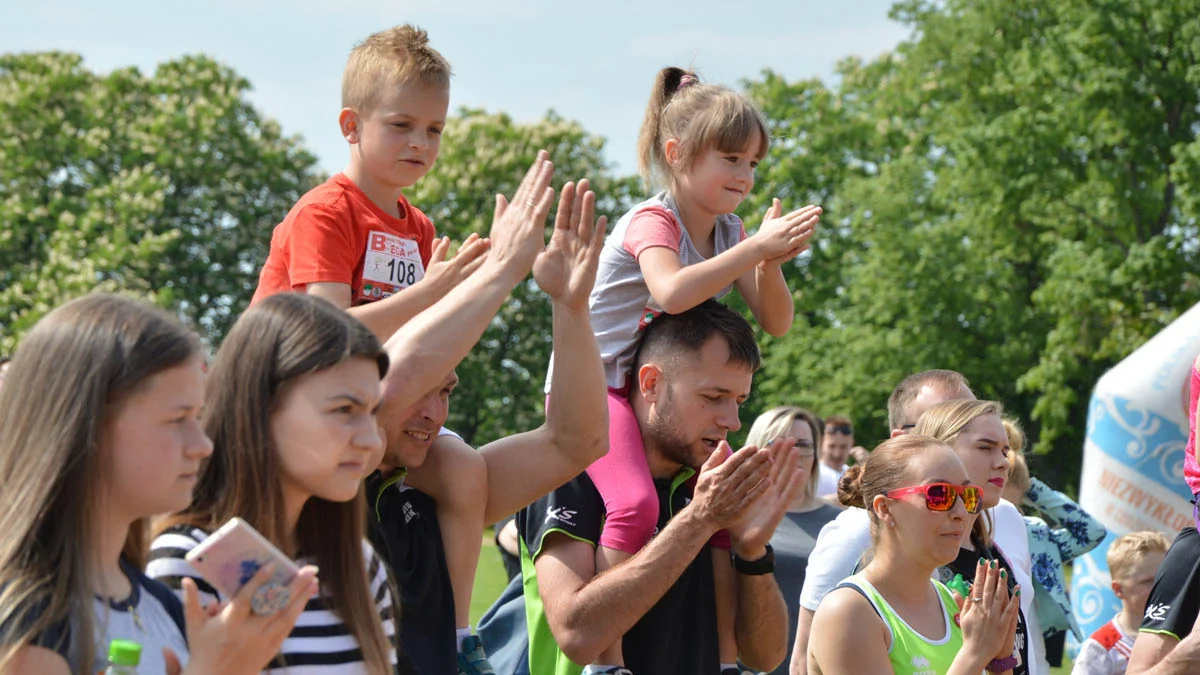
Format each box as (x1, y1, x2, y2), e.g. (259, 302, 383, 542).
(378, 151, 555, 419)
(639, 201, 817, 317)
(733, 257, 795, 337)
(734, 200, 817, 337)
(478, 179, 609, 523)
(536, 510, 717, 664)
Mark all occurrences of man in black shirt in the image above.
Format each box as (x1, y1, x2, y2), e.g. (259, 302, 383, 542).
(1127, 526, 1200, 674)
(520, 301, 799, 674)
(369, 179, 611, 674)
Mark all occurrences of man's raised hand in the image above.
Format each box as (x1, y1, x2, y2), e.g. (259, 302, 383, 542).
(533, 178, 607, 309)
(488, 150, 556, 279)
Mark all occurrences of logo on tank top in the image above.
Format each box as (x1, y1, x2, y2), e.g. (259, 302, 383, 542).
(909, 655, 934, 675)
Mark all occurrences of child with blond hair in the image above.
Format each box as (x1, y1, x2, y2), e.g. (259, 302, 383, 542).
(1073, 531, 1171, 674)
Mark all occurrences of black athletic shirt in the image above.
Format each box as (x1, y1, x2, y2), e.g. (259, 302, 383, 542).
(366, 470, 455, 675)
(1141, 527, 1200, 641)
(518, 469, 720, 674)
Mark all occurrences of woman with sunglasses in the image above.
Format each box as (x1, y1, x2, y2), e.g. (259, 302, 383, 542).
(914, 400, 1046, 675)
(809, 434, 1020, 674)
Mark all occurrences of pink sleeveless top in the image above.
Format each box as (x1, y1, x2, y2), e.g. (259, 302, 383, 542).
(1185, 362, 1200, 495)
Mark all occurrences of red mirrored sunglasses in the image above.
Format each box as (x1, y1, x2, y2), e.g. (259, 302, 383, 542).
(885, 483, 983, 514)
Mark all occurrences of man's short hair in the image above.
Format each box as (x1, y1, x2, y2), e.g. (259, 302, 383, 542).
(633, 300, 761, 374)
(887, 369, 971, 431)
(824, 414, 853, 435)
(1108, 531, 1171, 582)
(343, 24, 452, 114)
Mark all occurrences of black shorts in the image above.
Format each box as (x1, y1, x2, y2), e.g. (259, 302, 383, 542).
(1140, 527, 1200, 641)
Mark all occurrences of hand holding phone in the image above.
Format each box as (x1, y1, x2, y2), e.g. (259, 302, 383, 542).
(185, 517, 301, 610)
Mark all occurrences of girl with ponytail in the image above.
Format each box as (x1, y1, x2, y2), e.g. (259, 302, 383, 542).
(546, 66, 820, 673)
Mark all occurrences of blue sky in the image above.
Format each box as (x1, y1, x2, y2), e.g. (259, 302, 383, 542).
(5, 0, 911, 176)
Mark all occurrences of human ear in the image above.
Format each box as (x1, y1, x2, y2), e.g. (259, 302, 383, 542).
(339, 108, 362, 144)
(872, 495, 895, 527)
(637, 364, 664, 402)
(663, 138, 681, 168)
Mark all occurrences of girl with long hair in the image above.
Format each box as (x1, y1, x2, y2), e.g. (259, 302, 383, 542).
(0, 294, 313, 674)
(148, 293, 397, 673)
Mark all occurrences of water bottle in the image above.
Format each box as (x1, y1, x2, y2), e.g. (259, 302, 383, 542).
(104, 639, 141, 674)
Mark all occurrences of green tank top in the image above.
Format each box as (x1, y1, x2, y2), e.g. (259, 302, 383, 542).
(839, 576, 964, 675)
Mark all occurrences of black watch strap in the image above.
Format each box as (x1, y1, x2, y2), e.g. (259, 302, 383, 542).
(731, 543, 775, 575)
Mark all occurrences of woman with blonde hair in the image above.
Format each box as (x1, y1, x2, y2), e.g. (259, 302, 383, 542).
(914, 399, 1046, 674)
(749, 407, 841, 675)
(808, 435, 1020, 674)
(0, 294, 313, 675)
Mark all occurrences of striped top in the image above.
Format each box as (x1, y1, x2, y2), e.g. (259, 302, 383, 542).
(146, 524, 397, 674)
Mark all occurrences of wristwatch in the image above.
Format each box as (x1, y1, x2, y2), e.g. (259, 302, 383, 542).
(731, 544, 775, 575)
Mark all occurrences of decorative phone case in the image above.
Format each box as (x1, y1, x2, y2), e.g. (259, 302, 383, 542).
(185, 517, 300, 599)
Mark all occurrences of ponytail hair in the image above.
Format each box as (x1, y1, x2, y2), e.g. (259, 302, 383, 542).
(636, 66, 769, 189)
(837, 464, 867, 509)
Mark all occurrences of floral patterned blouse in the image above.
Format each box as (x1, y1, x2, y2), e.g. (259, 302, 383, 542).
(1022, 477, 1108, 639)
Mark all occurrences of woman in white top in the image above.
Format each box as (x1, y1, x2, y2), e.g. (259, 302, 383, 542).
(148, 293, 397, 674)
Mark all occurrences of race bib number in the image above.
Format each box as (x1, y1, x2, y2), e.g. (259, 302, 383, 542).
(361, 231, 425, 300)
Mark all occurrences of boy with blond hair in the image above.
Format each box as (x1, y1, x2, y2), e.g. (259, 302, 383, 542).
(1074, 531, 1171, 674)
(252, 25, 574, 675)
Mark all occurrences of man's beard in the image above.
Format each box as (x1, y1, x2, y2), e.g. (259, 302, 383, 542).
(643, 387, 705, 469)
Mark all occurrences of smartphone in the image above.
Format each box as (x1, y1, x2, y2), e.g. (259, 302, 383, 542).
(185, 517, 300, 600)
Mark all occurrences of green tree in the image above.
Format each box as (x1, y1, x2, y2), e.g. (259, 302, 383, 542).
(738, 0, 1200, 487)
(0, 51, 321, 349)
(408, 108, 638, 446)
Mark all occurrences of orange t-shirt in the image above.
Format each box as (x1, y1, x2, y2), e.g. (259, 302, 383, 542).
(251, 173, 436, 306)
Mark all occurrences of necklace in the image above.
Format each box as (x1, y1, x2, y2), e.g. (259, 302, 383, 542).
(97, 576, 143, 632)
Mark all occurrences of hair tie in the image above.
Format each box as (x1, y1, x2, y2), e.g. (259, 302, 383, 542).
(678, 74, 698, 89)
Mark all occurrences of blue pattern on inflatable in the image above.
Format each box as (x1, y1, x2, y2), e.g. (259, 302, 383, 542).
(1070, 394, 1188, 651)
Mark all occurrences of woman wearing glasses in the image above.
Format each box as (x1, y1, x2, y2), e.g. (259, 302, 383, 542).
(808, 434, 1021, 674)
(748, 407, 843, 675)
